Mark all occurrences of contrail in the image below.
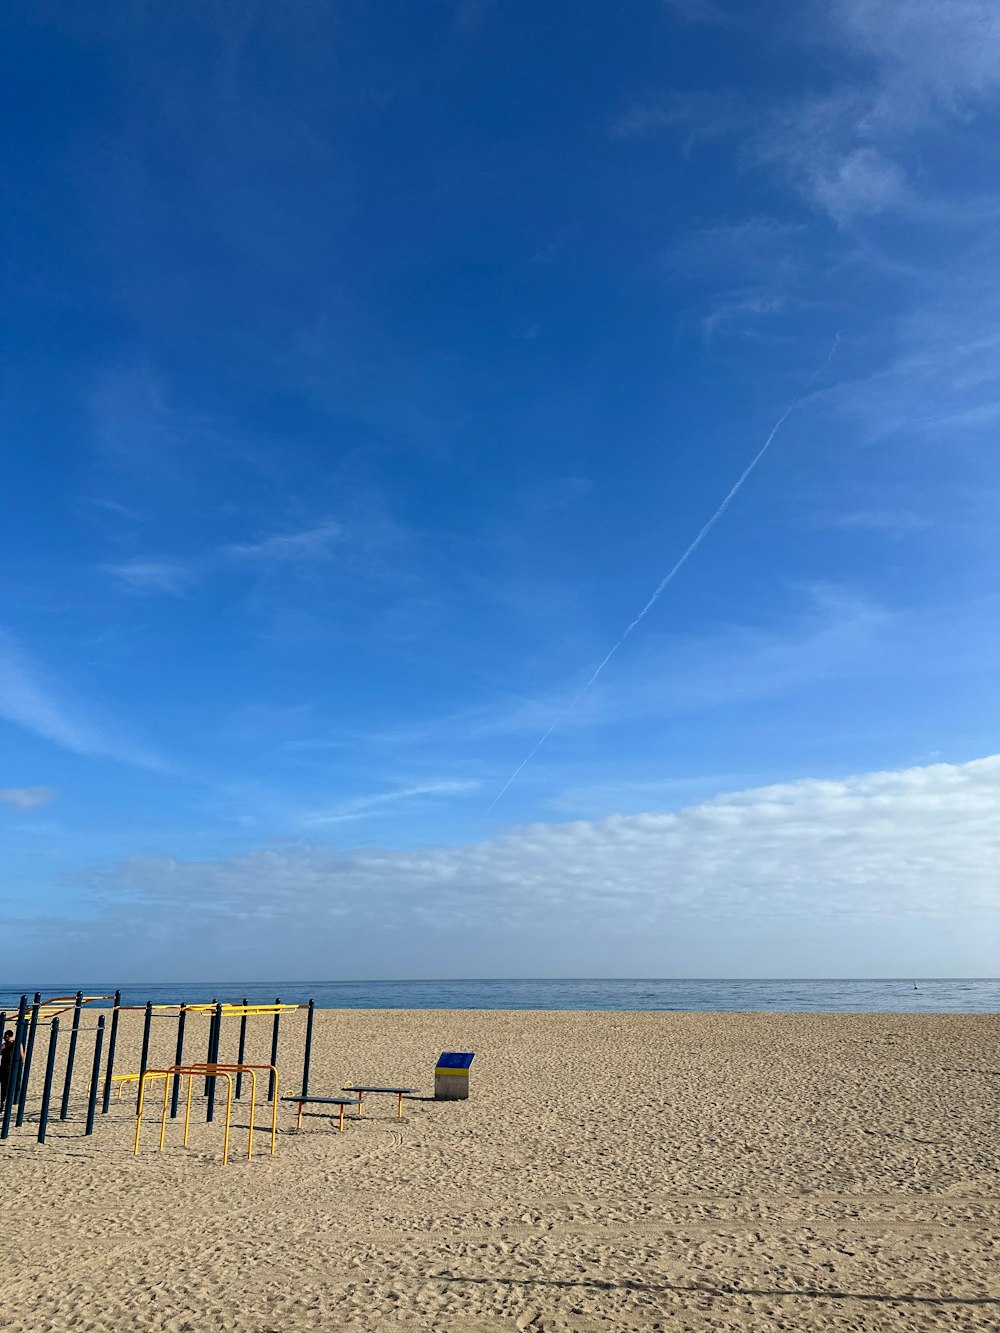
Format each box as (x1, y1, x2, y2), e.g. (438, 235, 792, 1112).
(479, 336, 841, 821)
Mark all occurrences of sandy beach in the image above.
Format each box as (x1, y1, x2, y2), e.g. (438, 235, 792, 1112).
(2, 1009, 997, 1332)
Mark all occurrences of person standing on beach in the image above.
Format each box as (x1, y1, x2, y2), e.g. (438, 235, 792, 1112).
(0, 1030, 20, 1110)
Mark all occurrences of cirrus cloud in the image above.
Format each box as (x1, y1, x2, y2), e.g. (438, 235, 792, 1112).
(0, 786, 58, 811)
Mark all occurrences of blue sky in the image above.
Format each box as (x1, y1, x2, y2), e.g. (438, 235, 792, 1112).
(2, 0, 998, 980)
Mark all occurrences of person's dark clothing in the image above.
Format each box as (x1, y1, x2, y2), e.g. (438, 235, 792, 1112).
(0, 1040, 15, 1108)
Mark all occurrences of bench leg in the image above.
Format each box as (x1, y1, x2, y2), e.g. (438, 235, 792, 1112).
(297, 1101, 303, 1130)
(397, 1091, 403, 1118)
(339, 1103, 345, 1133)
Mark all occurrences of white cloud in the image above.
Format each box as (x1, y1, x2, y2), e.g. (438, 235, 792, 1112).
(666, 217, 812, 340)
(104, 559, 193, 595)
(699, 290, 794, 341)
(832, 0, 1000, 106)
(68, 756, 1000, 951)
(0, 787, 58, 811)
(222, 520, 342, 565)
(0, 634, 163, 770)
(829, 254, 1000, 449)
(809, 146, 908, 224)
(85, 497, 145, 523)
(631, 4, 1000, 498)
(628, 3, 1000, 223)
(612, 89, 745, 149)
(99, 518, 348, 598)
(669, 217, 805, 277)
(821, 508, 929, 536)
(300, 779, 481, 826)
(760, 1, 1000, 222)
(757, 90, 911, 223)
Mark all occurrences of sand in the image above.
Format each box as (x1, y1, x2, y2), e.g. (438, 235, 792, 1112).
(1, 1008, 997, 1332)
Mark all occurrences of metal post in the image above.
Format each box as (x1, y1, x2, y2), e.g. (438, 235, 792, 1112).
(268, 997, 281, 1102)
(235, 999, 248, 1099)
(302, 999, 315, 1098)
(135, 1001, 152, 1113)
(101, 990, 121, 1114)
(37, 1019, 60, 1144)
(60, 991, 84, 1121)
(1, 996, 28, 1140)
(206, 1001, 222, 1123)
(203, 999, 217, 1096)
(15, 993, 41, 1127)
(85, 1017, 105, 1136)
(170, 1005, 187, 1119)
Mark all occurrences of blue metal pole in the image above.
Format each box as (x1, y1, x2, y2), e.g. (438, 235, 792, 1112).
(135, 1001, 152, 1113)
(0, 996, 27, 1140)
(302, 999, 315, 1098)
(85, 1017, 105, 1136)
(60, 991, 84, 1121)
(170, 1004, 187, 1119)
(15, 993, 41, 1128)
(101, 990, 121, 1114)
(268, 997, 281, 1102)
(206, 1001, 222, 1123)
(235, 999, 248, 1099)
(203, 999, 217, 1097)
(37, 1019, 60, 1144)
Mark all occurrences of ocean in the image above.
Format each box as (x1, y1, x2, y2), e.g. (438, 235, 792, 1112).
(1, 978, 996, 1013)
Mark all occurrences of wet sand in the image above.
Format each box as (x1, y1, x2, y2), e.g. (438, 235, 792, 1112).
(3, 1009, 998, 1331)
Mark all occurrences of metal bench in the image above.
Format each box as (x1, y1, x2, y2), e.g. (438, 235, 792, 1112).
(341, 1085, 416, 1117)
(281, 1094, 358, 1132)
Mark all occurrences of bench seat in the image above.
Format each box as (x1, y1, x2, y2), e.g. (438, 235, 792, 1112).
(281, 1094, 358, 1132)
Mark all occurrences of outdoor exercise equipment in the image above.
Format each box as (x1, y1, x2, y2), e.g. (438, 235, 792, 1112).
(36, 1019, 59, 1144)
(60, 992, 84, 1120)
(0, 994, 29, 1141)
(0, 990, 315, 1147)
(133, 1062, 278, 1166)
(16, 994, 41, 1127)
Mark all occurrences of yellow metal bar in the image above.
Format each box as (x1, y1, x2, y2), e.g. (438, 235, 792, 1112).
(246, 1069, 257, 1160)
(158, 1074, 170, 1151)
(182, 1003, 300, 1017)
(133, 1070, 169, 1155)
(129, 1062, 279, 1165)
(133, 1076, 145, 1156)
(113, 1073, 140, 1101)
(221, 1072, 233, 1166)
(224, 1004, 298, 1014)
(119, 1004, 197, 1011)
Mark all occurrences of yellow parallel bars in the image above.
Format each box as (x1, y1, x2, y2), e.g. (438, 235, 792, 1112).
(118, 1003, 300, 1016)
(133, 1062, 278, 1166)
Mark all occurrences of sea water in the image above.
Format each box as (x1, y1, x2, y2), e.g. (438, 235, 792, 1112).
(1, 978, 996, 1012)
